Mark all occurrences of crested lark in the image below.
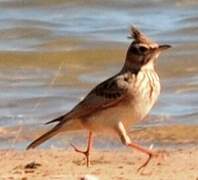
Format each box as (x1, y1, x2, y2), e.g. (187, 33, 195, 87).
(27, 26, 171, 170)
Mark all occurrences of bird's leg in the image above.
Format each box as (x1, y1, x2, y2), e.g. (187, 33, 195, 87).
(127, 142, 157, 172)
(71, 131, 93, 167)
(116, 121, 160, 172)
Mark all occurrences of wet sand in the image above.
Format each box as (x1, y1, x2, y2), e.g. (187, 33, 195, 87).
(0, 146, 197, 180)
(3, 125, 198, 147)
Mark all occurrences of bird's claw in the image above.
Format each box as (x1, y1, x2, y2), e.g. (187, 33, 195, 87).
(137, 153, 152, 172)
(71, 143, 87, 155)
(71, 143, 90, 167)
(137, 149, 168, 173)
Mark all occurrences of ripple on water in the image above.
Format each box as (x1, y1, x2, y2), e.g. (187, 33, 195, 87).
(0, 0, 197, 148)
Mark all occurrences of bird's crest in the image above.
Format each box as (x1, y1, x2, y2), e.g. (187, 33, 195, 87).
(129, 26, 155, 45)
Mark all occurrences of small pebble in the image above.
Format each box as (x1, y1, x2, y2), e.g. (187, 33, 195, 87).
(80, 174, 99, 180)
(24, 162, 41, 169)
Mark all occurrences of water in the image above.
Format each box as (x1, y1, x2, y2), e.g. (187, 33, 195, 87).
(0, 0, 197, 149)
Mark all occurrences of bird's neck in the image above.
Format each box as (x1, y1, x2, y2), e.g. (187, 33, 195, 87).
(120, 60, 155, 74)
(120, 63, 140, 75)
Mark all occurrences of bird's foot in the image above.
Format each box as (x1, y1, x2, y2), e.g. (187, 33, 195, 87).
(137, 149, 169, 173)
(71, 144, 90, 167)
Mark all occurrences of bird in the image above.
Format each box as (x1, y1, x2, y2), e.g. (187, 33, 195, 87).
(27, 26, 171, 170)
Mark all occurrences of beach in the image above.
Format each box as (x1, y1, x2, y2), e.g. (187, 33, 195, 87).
(0, 125, 198, 179)
(0, 0, 197, 179)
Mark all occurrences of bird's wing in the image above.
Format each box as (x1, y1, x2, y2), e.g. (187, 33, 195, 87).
(47, 72, 133, 124)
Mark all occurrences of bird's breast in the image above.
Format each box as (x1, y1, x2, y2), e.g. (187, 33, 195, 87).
(131, 69, 160, 103)
(128, 69, 160, 119)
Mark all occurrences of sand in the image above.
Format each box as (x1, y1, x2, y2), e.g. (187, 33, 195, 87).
(0, 146, 197, 180)
(1, 125, 198, 179)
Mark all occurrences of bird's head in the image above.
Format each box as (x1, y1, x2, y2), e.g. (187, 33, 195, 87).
(124, 26, 171, 71)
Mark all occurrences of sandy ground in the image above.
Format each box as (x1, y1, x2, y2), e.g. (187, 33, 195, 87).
(0, 146, 197, 180)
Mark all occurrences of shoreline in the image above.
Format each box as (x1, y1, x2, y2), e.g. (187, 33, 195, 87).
(1, 124, 198, 149)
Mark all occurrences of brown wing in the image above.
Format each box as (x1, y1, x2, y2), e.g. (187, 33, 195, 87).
(46, 72, 133, 124)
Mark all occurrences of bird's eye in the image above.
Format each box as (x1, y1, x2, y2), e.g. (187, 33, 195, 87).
(139, 46, 148, 53)
(130, 46, 139, 54)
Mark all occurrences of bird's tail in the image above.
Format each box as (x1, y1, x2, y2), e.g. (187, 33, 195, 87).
(26, 123, 62, 150)
(26, 117, 84, 150)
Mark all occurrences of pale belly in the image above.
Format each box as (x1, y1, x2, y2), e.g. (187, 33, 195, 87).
(83, 95, 157, 134)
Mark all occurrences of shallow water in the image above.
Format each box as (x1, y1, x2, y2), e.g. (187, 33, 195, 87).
(0, 0, 197, 149)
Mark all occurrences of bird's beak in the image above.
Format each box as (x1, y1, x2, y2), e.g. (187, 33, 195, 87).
(158, 44, 171, 51)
